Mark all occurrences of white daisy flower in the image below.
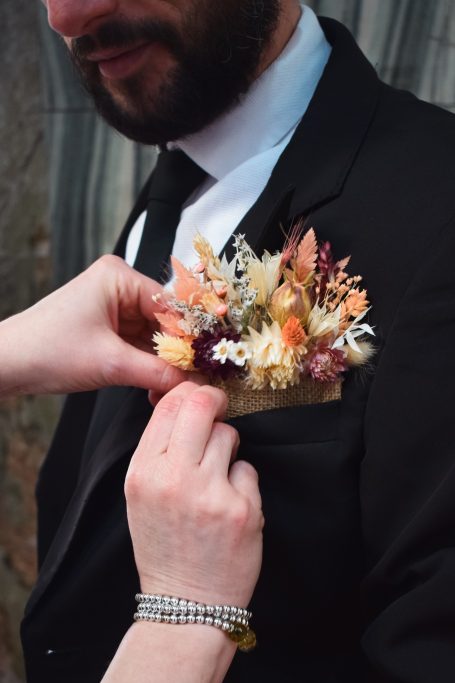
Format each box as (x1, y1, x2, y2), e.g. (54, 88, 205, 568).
(228, 342, 253, 367)
(212, 338, 234, 364)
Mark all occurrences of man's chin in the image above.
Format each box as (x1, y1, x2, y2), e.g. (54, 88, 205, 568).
(94, 106, 164, 145)
(83, 55, 258, 145)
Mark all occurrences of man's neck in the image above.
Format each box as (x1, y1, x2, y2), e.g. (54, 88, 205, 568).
(256, 1, 303, 77)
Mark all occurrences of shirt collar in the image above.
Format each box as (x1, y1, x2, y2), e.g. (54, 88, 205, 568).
(172, 5, 331, 181)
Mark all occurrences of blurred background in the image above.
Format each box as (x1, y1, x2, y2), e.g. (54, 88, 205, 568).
(1, 0, 454, 679)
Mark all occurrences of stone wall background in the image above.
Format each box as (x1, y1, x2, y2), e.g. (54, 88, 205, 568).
(0, 1, 58, 681)
(1, 1, 454, 680)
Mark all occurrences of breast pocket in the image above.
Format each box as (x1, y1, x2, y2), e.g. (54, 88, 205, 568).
(230, 400, 345, 516)
(230, 400, 362, 647)
(230, 399, 340, 445)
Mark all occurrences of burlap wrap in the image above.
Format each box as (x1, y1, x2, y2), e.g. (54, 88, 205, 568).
(212, 378, 342, 419)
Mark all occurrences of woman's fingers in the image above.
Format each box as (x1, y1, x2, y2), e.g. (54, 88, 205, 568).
(137, 382, 200, 460)
(137, 383, 228, 471)
(200, 422, 240, 476)
(105, 338, 187, 392)
(147, 373, 207, 407)
(166, 385, 228, 466)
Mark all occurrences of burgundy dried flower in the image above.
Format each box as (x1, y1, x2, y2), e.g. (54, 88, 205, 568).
(317, 241, 335, 278)
(307, 346, 347, 383)
(192, 328, 242, 380)
(316, 241, 336, 300)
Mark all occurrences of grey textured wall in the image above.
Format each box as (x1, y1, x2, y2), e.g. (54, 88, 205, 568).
(1, 1, 454, 680)
(0, 1, 59, 681)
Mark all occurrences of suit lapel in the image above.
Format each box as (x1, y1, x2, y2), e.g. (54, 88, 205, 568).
(28, 17, 380, 617)
(225, 17, 380, 260)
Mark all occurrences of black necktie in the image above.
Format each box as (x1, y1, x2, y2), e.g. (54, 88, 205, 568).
(133, 149, 207, 280)
(80, 150, 206, 464)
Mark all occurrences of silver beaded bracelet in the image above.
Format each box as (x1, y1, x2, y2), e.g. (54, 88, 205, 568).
(134, 593, 256, 652)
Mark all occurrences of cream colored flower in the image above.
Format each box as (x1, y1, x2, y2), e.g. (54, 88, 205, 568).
(153, 333, 195, 370)
(307, 304, 341, 338)
(245, 321, 299, 389)
(246, 321, 285, 365)
(247, 252, 282, 306)
(247, 363, 300, 390)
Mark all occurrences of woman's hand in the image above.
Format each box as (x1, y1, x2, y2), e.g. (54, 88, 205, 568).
(125, 381, 263, 609)
(0, 255, 186, 397)
(104, 382, 263, 683)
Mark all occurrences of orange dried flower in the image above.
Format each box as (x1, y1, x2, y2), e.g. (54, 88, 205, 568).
(282, 316, 307, 348)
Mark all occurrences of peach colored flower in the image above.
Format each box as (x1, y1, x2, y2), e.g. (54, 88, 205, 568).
(170, 256, 205, 306)
(343, 288, 369, 318)
(154, 311, 186, 337)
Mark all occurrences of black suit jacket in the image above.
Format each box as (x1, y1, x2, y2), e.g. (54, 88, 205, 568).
(22, 18, 455, 683)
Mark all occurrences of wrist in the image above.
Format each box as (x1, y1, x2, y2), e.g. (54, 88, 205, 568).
(133, 619, 237, 654)
(0, 311, 38, 397)
(106, 621, 236, 683)
(137, 621, 237, 683)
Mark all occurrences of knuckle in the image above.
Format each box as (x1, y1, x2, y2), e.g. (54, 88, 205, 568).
(212, 422, 238, 449)
(191, 487, 224, 518)
(186, 391, 217, 415)
(229, 498, 251, 530)
(184, 385, 227, 415)
(125, 461, 184, 509)
(101, 345, 124, 385)
(93, 253, 123, 274)
(154, 394, 184, 419)
(124, 466, 143, 503)
(158, 363, 185, 393)
(239, 459, 258, 477)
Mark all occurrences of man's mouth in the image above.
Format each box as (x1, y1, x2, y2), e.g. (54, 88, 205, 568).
(87, 43, 151, 80)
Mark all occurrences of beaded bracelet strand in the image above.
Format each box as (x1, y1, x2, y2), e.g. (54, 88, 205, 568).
(134, 593, 256, 652)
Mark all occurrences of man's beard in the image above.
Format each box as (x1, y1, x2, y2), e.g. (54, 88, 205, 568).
(70, 1, 281, 145)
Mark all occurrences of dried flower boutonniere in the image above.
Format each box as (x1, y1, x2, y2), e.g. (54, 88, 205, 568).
(153, 224, 374, 417)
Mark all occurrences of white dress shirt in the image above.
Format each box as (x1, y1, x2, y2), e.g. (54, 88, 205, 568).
(125, 4, 331, 270)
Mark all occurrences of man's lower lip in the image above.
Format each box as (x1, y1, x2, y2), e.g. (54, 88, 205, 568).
(98, 44, 150, 79)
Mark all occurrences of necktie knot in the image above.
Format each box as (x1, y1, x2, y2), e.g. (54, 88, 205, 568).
(147, 149, 207, 206)
(132, 149, 207, 279)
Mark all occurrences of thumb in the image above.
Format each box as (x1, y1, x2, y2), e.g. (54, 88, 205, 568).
(106, 339, 188, 392)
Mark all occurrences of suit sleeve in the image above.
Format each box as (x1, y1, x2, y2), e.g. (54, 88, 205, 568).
(360, 218, 455, 682)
